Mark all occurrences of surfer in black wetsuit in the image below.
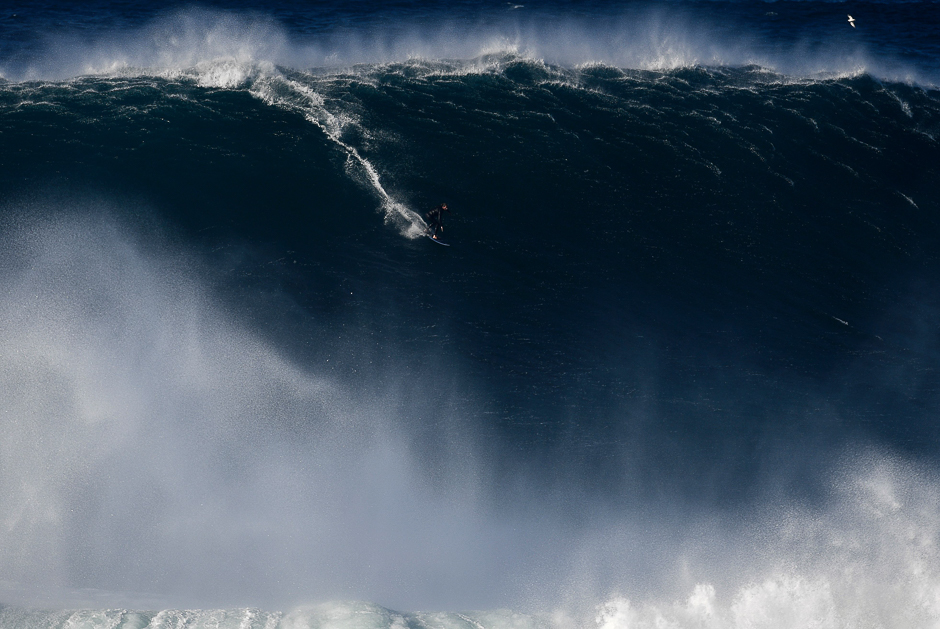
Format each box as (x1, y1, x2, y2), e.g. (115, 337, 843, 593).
(425, 203, 449, 239)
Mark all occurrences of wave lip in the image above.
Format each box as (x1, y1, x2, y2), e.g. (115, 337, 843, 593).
(1, 8, 288, 83)
(1, 5, 938, 88)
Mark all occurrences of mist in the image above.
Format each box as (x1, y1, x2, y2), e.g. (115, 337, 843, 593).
(0, 204, 518, 611)
(0, 203, 668, 612)
(0, 201, 938, 628)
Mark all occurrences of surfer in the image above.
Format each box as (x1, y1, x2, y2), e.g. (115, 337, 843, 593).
(425, 203, 449, 239)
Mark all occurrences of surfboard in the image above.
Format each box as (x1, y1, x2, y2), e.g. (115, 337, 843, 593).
(426, 233, 450, 246)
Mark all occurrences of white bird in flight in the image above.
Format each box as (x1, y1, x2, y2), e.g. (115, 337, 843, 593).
(847, 15, 856, 27)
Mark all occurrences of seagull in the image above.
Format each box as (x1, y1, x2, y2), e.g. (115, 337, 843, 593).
(847, 14, 856, 27)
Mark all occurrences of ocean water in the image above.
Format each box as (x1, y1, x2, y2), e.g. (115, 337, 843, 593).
(1, 1, 939, 627)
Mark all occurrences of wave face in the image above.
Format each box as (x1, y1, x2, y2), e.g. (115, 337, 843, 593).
(1, 2, 940, 628)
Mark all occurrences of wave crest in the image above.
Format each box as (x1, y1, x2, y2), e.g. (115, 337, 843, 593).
(2, 5, 936, 87)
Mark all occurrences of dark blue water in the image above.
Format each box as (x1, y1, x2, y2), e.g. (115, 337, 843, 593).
(1, 1, 939, 627)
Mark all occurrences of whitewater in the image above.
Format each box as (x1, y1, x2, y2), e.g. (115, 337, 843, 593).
(1, 2, 940, 628)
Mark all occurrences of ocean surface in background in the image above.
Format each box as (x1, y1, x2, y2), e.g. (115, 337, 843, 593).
(1, 1, 940, 627)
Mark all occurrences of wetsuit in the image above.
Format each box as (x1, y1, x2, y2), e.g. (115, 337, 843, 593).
(425, 205, 447, 238)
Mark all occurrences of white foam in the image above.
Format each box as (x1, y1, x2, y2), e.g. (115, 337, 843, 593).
(2, 6, 936, 87)
(567, 450, 940, 629)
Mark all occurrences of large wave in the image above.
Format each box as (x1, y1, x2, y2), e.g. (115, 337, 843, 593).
(2, 4, 940, 627)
